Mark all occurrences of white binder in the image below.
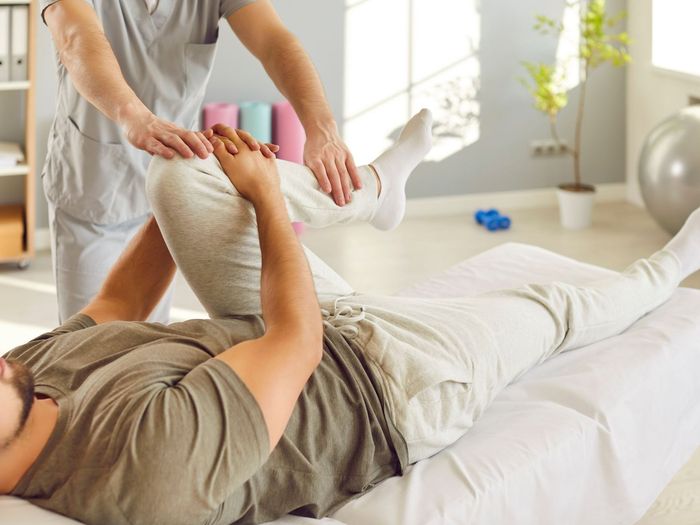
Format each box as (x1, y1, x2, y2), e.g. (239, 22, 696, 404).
(10, 5, 28, 82)
(0, 7, 10, 82)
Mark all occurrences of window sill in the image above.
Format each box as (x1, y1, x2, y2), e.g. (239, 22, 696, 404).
(652, 65, 700, 85)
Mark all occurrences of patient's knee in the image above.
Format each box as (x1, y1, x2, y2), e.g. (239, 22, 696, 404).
(146, 155, 231, 207)
(146, 156, 189, 206)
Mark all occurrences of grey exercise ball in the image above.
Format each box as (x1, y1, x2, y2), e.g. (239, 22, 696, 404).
(639, 106, 700, 235)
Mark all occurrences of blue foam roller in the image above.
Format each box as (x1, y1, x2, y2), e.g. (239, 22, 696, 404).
(240, 101, 272, 143)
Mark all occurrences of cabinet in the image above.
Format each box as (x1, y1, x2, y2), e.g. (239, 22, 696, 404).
(0, 0, 35, 268)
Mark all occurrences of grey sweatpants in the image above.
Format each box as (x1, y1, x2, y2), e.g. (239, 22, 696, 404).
(146, 154, 681, 465)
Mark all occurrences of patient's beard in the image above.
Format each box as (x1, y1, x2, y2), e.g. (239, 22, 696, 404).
(0, 359, 35, 450)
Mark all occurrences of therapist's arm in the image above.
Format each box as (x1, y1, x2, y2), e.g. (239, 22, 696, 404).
(81, 217, 176, 324)
(43, 0, 212, 160)
(227, 1, 362, 208)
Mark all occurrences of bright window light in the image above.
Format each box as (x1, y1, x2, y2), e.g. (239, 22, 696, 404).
(556, 1, 582, 91)
(652, 0, 700, 77)
(343, 0, 481, 163)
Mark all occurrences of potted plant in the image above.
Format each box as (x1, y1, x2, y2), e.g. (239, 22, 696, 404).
(522, 0, 630, 229)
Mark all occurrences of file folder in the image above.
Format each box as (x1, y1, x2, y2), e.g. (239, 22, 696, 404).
(10, 5, 28, 82)
(0, 7, 9, 82)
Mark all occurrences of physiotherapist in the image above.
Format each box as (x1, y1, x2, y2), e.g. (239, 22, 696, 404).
(40, 0, 361, 322)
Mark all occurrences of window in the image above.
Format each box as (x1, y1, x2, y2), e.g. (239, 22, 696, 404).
(343, 0, 481, 163)
(652, 0, 700, 77)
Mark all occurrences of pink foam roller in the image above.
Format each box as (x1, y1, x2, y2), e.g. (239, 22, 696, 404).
(272, 100, 306, 164)
(202, 103, 239, 130)
(273, 101, 307, 234)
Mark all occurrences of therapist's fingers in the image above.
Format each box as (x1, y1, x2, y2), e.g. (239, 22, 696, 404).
(159, 133, 194, 159)
(325, 161, 345, 206)
(308, 160, 332, 194)
(146, 138, 177, 159)
(336, 158, 353, 203)
(197, 131, 214, 154)
(260, 144, 275, 158)
(179, 130, 210, 159)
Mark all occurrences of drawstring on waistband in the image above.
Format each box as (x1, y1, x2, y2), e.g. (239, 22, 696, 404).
(321, 296, 366, 339)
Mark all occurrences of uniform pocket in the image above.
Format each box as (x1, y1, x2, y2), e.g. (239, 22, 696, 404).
(44, 117, 150, 224)
(185, 42, 218, 99)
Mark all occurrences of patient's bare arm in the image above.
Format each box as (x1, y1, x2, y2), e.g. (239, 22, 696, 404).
(211, 129, 324, 451)
(81, 218, 176, 324)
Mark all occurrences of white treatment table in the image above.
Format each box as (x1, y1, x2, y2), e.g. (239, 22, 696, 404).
(3, 243, 699, 525)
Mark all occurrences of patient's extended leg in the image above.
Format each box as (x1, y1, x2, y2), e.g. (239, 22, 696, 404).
(356, 211, 700, 463)
(663, 208, 700, 280)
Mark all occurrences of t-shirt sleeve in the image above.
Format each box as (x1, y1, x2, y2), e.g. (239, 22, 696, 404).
(26, 313, 96, 343)
(2, 313, 97, 360)
(117, 359, 270, 523)
(220, 0, 258, 19)
(39, 0, 94, 25)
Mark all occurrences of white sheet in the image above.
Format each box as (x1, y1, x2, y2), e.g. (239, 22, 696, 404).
(3, 243, 700, 525)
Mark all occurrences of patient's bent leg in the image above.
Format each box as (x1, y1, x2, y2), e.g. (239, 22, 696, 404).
(147, 155, 354, 318)
(146, 111, 433, 318)
(278, 108, 433, 231)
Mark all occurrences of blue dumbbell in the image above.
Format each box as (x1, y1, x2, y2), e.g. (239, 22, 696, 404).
(475, 209, 512, 231)
(495, 215, 511, 230)
(474, 208, 499, 225)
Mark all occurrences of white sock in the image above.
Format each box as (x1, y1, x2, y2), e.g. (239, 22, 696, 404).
(664, 207, 700, 280)
(369, 109, 433, 231)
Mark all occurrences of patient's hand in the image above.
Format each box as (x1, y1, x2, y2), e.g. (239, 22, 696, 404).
(211, 127, 281, 205)
(208, 123, 279, 159)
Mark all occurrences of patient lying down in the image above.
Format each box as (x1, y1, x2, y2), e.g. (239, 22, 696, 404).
(1, 110, 699, 525)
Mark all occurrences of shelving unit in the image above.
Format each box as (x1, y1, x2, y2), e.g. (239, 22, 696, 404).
(0, 80, 29, 91)
(0, 0, 35, 268)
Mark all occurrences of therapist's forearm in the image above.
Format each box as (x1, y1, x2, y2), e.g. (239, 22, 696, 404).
(260, 31, 337, 136)
(45, 3, 149, 127)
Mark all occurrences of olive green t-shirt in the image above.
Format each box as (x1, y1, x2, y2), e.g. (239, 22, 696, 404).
(5, 314, 407, 525)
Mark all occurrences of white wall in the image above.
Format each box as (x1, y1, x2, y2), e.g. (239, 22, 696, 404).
(0, 0, 629, 231)
(626, 0, 700, 205)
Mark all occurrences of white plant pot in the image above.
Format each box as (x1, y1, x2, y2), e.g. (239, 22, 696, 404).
(556, 186, 596, 230)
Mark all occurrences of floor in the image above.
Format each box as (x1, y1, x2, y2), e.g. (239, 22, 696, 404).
(0, 201, 698, 524)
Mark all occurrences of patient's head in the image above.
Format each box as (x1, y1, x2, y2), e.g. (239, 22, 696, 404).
(0, 358, 35, 450)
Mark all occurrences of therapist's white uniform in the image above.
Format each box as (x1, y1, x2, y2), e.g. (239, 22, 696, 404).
(40, 0, 256, 322)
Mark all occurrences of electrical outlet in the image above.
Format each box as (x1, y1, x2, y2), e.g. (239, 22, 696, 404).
(530, 139, 569, 157)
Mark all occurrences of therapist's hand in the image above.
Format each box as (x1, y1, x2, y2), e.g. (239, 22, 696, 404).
(121, 108, 213, 160)
(304, 127, 361, 207)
